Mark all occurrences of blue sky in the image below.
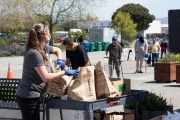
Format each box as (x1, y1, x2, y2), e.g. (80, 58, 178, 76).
(95, 0, 180, 20)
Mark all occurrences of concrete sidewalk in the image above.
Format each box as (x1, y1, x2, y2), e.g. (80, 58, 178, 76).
(0, 50, 180, 120)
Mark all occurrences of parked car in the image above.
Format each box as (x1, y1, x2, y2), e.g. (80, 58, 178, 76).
(55, 31, 68, 42)
(147, 38, 153, 45)
(147, 37, 163, 46)
(57, 35, 65, 42)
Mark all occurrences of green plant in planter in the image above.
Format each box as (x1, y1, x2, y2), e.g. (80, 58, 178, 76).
(159, 53, 175, 62)
(124, 91, 172, 111)
(124, 91, 173, 120)
(124, 102, 135, 109)
(159, 53, 180, 63)
(175, 53, 180, 63)
(139, 92, 168, 111)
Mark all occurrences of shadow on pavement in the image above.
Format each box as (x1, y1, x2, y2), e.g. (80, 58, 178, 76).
(122, 72, 135, 74)
(174, 109, 180, 112)
(163, 85, 180, 87)
(143, 81, 157, 83)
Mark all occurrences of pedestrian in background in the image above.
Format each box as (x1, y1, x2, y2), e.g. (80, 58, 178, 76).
(78, 35, 83, 44)
(106, 36, 122, 78)
(134, 35, 148, 73)
(63, 38, 91, 69)
(16, 23, 78, 120)
(160, 39, 168, 59)
(149, 38, 160, 67)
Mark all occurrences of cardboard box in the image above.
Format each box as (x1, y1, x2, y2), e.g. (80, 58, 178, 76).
(123, 113, 134, 120)
(103, 113, 134, 120)
(109, 78, 131, 96)
(150, 115, 162, 120)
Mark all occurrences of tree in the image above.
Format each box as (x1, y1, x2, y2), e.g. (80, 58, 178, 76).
(0, 0, 106, 45)
(68, 30, 89, 42)
(0, 0, 38, 42)
(112, 3, 155, 31)
(22, 0, 107, 45)
(112, 11, 137, 46)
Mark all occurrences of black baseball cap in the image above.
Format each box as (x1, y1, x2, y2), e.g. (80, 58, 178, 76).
(112, 36, 117, 41)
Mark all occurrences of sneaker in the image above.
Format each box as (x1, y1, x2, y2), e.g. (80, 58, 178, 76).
(139, 70, 143, 73)
(134, 70, 139, 73)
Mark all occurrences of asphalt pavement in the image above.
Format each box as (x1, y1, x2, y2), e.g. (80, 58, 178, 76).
(0, 49, 180, 120)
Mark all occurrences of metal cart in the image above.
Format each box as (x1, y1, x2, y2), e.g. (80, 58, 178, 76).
(45, 90, 148, 120)
(103, 57, 123, 78)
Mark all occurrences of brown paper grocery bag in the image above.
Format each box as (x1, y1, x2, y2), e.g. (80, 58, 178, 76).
(67, 66, 97, 101)
(94, 61, 118, 99)
(46, 65, 73, 97)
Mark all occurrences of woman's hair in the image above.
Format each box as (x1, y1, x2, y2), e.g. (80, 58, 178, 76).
(24, 23, 49, 63)
(139, 37, 144, 43)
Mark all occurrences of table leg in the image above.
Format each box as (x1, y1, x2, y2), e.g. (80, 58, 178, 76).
(84, 110, 94, 120)
(135, 101, 139, 120)
(46, 107, 50, 120)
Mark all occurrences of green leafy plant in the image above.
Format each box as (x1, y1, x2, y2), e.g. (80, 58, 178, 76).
(139, 92, 168, 111)
(124, 91, 172, 111)
(68, 30, 89, 42)
(159, 53, 180, 63)
(0, 43, 24, 57)
(124, 102, 134, 109)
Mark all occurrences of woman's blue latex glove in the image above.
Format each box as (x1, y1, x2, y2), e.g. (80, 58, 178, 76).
(57, 59, 65, 68)
(65, 70, 79, 78)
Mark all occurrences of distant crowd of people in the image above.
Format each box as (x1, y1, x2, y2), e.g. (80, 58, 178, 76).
(134, 35, 168, 73)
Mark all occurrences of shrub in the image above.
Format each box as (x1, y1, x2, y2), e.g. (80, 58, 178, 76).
(124, 91, 172, 111)
(159, 53, 180, 63)
(0, 43, 24, 57)
(139, 92, 168, 111)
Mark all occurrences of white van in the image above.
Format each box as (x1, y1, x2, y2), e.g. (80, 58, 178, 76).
(69, 29, 81, 33)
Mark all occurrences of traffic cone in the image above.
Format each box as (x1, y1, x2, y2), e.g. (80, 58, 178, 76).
(7, 62, 13, 78)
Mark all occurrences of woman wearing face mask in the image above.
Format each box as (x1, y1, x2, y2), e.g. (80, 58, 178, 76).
(16, 23, 78, 120)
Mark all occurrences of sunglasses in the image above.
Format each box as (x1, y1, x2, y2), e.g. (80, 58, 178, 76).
(41, 22, 46, 33)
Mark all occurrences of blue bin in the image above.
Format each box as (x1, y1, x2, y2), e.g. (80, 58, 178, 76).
(81, 42, 90, 52)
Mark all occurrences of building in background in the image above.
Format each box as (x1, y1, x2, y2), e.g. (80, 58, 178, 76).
(87, 20, 169, 39)
(144, 20, 168, 39)
(90, 21, 112, 28)
(88, 28, 120, 42)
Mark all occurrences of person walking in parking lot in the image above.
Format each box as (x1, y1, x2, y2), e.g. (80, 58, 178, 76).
(149, 38, 160, 67)
(106, 36, 122, 78)
(16, 23, 78, 120)
(134, 35, 148, 73)
(160, 39, 167, 59)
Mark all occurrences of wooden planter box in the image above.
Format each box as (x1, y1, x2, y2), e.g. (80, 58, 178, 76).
(154, 62, 178, 82)
(176, 64, 180, 83)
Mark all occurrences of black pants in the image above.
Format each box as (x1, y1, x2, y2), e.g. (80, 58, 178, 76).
(16, 95, 40, 120)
